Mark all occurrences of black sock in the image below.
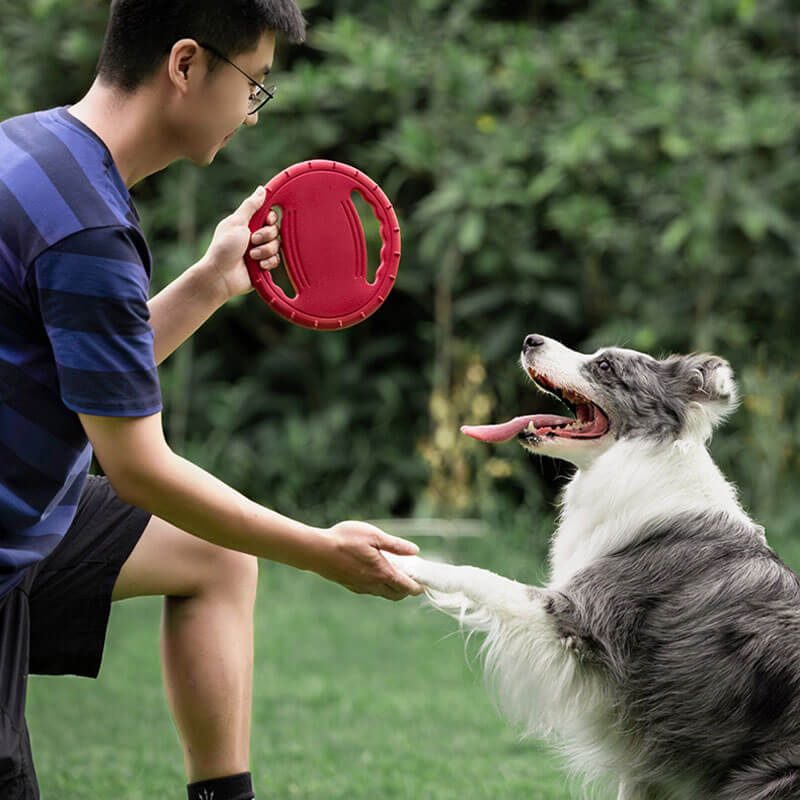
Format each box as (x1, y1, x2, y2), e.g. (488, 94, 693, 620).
(187, 771, 254, 800)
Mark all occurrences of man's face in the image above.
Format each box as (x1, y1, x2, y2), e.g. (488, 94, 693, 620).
(179, 30, 276, 166)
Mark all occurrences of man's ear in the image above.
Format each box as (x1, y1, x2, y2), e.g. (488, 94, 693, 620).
(166, 38, 203, 94)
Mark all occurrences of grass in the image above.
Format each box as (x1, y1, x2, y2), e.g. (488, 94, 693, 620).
(26, 552, 568, 800)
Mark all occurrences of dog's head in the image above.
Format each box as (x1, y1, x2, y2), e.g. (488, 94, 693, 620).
(462, 334, 738, 467)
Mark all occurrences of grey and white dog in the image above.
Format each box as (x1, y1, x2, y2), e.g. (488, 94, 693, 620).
(385, 334, 800, 800)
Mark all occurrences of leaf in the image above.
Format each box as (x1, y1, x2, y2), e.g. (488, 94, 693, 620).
(458, 212, 486, 254)
(660, 217, 692, 253)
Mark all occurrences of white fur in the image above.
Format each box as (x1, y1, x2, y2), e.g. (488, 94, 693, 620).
(548, 437, 751, 587)
(384, 553, 614, 764)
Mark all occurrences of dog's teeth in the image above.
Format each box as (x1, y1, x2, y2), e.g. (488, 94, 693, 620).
(526, 421, 537, 433)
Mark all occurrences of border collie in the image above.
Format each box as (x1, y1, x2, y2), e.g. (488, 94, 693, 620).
(385, 334, 800, 800)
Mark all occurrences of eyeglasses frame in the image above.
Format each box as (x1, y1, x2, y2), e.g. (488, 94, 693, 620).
(198, 42, 276, 115)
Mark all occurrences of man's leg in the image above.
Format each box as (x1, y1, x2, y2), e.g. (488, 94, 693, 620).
(112, 517, 258, 785)
(0, 587, 40, 800)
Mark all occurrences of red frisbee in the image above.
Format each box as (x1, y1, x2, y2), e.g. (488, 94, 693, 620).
(245, 160, 401, 330)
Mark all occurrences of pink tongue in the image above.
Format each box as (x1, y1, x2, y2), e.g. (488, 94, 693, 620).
(461, 415, 573, 443)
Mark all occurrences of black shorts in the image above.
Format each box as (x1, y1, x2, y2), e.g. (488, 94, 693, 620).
(0, 475, 150, 800)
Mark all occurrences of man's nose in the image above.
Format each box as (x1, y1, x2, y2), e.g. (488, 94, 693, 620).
(523, 334, 546, 352)
(244, 112, 258, 127)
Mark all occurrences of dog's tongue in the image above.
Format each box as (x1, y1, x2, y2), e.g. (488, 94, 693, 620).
(461, 415, 571, 443)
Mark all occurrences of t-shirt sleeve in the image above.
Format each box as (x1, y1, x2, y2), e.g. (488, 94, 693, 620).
(32, 226, 162, 417)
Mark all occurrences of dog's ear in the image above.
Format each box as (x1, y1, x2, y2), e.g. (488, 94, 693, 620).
(679, 354, 739, 438)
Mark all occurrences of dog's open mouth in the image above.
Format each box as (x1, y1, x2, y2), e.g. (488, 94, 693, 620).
(461, 369, 610, 443)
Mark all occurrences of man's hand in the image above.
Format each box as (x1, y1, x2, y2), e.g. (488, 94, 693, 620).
(200, 185, 282, 302)
(312, 521, 424, 601)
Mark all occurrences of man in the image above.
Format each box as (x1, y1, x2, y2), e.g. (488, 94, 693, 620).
(0, 2, 422, 798)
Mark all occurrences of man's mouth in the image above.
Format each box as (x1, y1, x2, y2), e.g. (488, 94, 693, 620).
(461, 369, 610, 443)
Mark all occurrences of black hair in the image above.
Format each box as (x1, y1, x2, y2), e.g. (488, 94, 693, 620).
(96, 0, 306, 91)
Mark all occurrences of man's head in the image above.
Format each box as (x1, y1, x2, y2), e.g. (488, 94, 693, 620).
(94, 0, 306, 167)
(96, 0, 306, 92)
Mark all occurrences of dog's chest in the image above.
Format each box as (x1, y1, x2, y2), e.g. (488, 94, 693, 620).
(547, 484, 633, 586)
(549, 518, 614, 586)
(546, 448, 745, 586)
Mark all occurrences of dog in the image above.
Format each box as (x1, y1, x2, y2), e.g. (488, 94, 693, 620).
(385, 334, 800, 800)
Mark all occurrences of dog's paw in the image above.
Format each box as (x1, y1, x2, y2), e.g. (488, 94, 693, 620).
(381, 552, 423, 579)
(381, 552, 453, 590)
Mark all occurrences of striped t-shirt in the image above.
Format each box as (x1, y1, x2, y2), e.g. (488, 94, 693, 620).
(0, 106, 162, 598)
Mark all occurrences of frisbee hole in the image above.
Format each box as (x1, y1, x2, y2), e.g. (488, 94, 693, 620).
(266, 205, 296, 299)
(350, 190, 380, 283)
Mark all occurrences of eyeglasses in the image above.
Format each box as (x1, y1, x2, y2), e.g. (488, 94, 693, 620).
(199, 43, 277, 115)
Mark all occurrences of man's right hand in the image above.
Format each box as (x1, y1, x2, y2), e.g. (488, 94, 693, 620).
(312, 521, 424, 601)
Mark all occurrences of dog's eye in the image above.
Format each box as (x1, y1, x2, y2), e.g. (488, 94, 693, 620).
(598, 359, 612, 371)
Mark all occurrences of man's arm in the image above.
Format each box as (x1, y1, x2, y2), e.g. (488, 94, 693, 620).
(148, 186, 281, 365)
(79, 411, 422, 598)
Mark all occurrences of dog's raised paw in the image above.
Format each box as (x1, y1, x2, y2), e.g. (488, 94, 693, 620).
(381, 552, 421, 577)
(381, 552, 451, 590)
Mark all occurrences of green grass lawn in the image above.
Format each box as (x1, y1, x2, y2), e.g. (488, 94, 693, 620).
(26, 558, 569, 800)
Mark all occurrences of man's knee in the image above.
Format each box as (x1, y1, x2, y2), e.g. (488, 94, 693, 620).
(114, 516, 260, 602)
(204, 547, 259, 604)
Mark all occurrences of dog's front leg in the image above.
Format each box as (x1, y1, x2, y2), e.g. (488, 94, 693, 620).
(382, 553, 539, 617)
(385, 553, 597, 739)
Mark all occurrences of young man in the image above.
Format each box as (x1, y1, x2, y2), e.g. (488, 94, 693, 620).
(0, 2, 422, 798)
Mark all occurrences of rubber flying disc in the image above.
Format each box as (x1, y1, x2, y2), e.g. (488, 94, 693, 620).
(245, 160, 401, 330)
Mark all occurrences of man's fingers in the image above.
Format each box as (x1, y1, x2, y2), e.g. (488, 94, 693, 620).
(379, 556, 424, 597)
(380, 578, 423, 601)
(248, 237, 280, 260)
(257, 255, 280, 271)
(394, 574, 424, 596)
(250, 222, 279, 246)
(235, 185, 266, 222)
(381, 583, 406, 601)
(377, 533, 419, 556)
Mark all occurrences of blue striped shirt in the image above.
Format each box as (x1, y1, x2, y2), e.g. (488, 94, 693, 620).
(0, 106, 161, 597)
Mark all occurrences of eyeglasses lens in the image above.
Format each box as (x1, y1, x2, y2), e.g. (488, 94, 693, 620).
(249, 85, 277, 114)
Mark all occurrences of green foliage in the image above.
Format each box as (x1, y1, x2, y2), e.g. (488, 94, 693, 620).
(1, 0, 798, 545)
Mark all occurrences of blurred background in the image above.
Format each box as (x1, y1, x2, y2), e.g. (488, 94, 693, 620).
(1, 0, 799, 796)
(2, 0, 798, 548)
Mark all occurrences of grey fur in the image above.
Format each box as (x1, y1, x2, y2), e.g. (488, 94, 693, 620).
(575, 350, 735, 441)
(543, 509, 800, 798)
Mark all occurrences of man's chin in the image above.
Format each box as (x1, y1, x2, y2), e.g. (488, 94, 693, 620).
(187, 146, 220, 167)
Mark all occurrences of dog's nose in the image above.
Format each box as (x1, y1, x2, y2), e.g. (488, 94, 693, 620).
(523, 334, 546, 351)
